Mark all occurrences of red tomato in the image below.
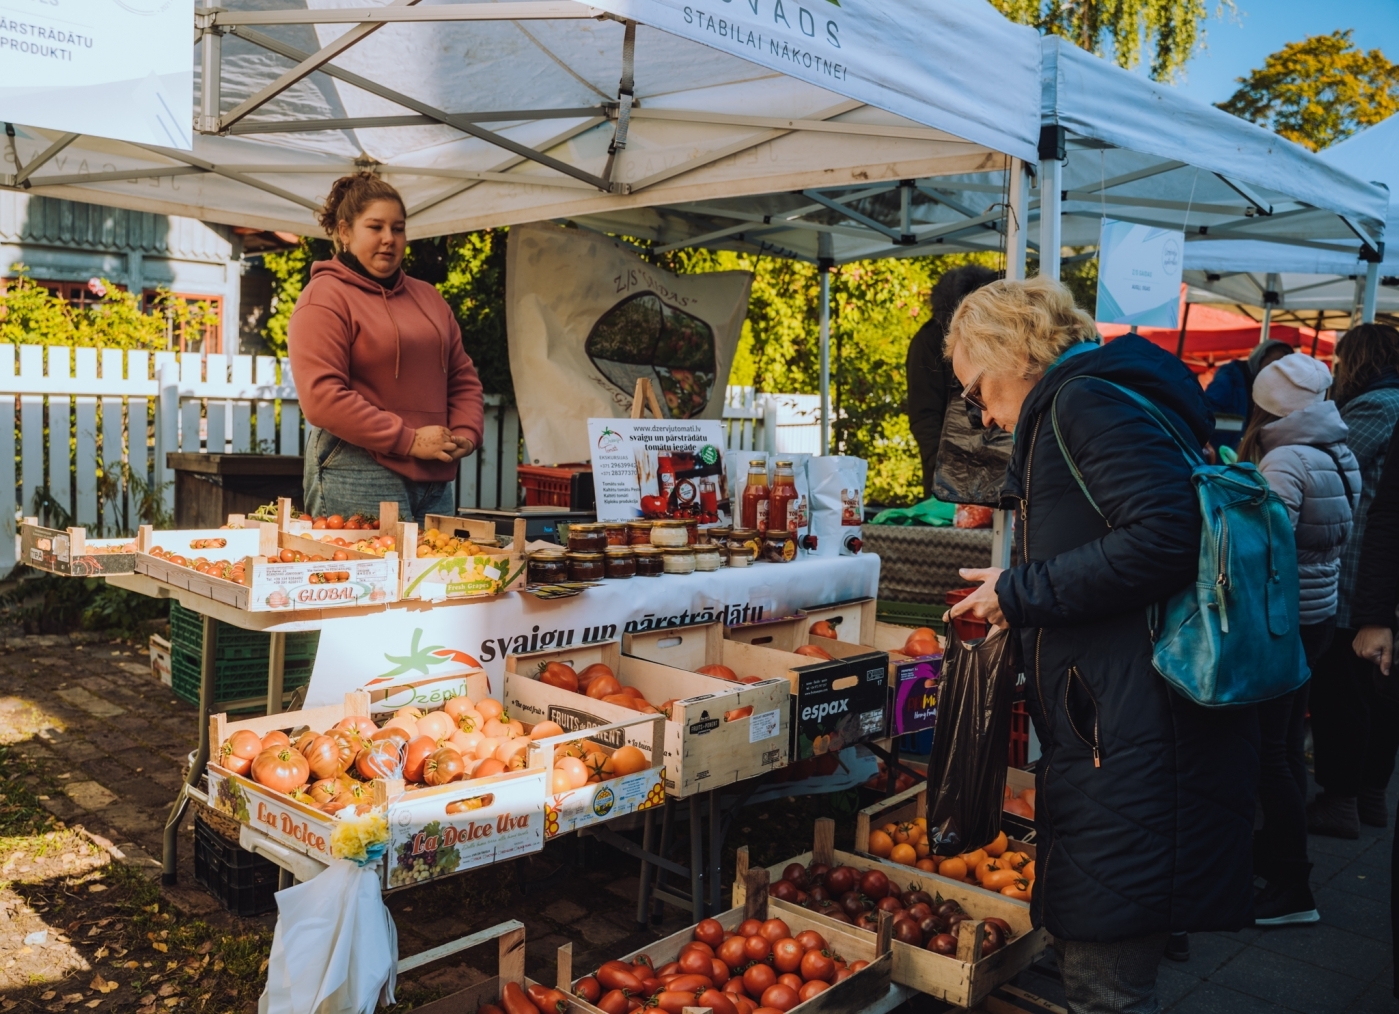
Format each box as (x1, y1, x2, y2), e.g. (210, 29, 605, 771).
(800, 950, 835, 983)
(742, 965, 776, 997)
(832, 969, 853, 984)
(678, 949, 712, 976)
(743, 935, 771, 963)
(710, 959, 730, 987)
(776, 974, 802, 992)
(682, 941, 715, 959)
(596, 991, 628, 1014)
(798, 982, 829, 1002)
(758, 919, 791, 943)
(717, 936, 748, 969)
(760, 985, 799, 1012)
(694, 918, 725, 947)
(848, 961, 868, 973)
(722, 978, 749, 999)
(737, 919, 764, 938)
(696, 989, 737, 1014)
(573, 977, 601, 1003)
(793, 931, 826, 953)
(771, 939, 803, 974)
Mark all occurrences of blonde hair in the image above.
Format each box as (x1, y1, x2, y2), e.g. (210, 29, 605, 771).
(945, 275, 1099, 377)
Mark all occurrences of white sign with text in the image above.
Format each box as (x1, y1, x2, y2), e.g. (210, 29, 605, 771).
(587, 418, 729, 523)
(1095, 218, 1184, 328)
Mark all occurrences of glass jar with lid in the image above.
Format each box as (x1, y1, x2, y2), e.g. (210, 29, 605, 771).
(627, 520, 655, 546)
(729, 528, 761, 564)
(528, 549, 569, 584)
(650, 519, 690, 547)
(693, 544, 723, 572)
(662, 547, 697, 575)
(699, 526, 731, 546)
(566, 551, 605, 581)
(633, 545, 664, 576)
(760, 531, 796, 563)
(603, 523, 630, 547)
(567, 523, 608, 553)
(604, 547, 636, 579)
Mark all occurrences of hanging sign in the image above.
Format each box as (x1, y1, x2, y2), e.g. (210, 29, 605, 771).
(0, 0, 193, 148)
(587, 418, 730, 523)
(1095, 218, 1184, 328)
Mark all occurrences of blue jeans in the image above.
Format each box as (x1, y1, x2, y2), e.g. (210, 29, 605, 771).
(303, 426, 455, 526)
(1056, 933, 1169, 1014)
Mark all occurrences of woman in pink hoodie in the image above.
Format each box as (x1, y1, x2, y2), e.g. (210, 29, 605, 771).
(290, 174, 484, 523)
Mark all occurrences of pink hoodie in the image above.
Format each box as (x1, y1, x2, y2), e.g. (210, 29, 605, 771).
(289, 258, 484, 483)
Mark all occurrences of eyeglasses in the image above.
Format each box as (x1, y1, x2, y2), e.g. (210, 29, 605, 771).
(961, 370, 987, 412)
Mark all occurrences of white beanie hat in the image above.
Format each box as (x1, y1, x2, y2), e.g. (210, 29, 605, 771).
(1253, 354, 1332, 417)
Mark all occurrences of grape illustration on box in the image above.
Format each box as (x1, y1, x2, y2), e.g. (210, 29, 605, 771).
(586, 292, 717, 418)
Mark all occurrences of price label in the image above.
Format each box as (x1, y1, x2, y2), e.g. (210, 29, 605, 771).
(749, 709, 781, 743)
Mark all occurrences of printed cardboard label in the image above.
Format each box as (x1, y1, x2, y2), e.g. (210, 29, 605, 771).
(249, 558, 397, 611)
(749, 709, 781, 743)
(791, 650, 890, 760)
(208, 769, 333, 862)
(545, 766, 666, 838)
(892, 655, 941, 736)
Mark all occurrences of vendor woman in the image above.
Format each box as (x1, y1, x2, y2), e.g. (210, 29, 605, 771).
(289, 173, 484, 524)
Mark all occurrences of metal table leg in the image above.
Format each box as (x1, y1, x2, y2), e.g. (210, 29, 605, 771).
(653, 795, 674, 923)
(267, 631, 286, 716)
(708, 788, 722, 914)
(688, 794, 704, 922)
(635, 806, 656, 927)
(162, 613, 217, 884)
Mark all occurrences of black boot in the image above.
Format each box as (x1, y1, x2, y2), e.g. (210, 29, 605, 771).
(1164, 932, 1190, 962)
(1255, 863, 1319, 926)
(1307, 792, 1360, 839)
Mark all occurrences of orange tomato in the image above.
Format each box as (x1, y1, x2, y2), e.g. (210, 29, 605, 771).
(1020, 860, 1035, 881)
(610, 745, 649, 776)
(959, 848, 987, 870)
(937, 857, 968, 880)
(1001, 879, 1032, 900)
(892, 822, 922, 845)
(983, 831, 1008, 857)
(889, 843, 917, 866)
(975, 859, 1002, 883)
(914, 840, 930, 860)
(915, 858, 937, 872)
(477, 698, 505, 722)
(867, 830, 894, 858)
(981, 868, 1021, 891)
(1020, 788, 1037, 811)
(1004, 796, 1035, 818)
(556, 756, 589, 789)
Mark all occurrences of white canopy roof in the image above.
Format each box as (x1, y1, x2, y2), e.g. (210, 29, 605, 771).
(0, 0, 1041, 238)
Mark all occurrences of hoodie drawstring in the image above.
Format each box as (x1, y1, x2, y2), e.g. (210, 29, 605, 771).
(378, 286, 403, 379)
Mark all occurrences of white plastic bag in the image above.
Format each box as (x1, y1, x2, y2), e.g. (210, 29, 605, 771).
(807, 456, 868, 556)
(259, 860, 397, 1014)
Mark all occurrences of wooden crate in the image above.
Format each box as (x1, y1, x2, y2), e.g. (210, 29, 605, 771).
(525, 712, 667, 838)
(20, 520, 136, 576)
(799, 598, 877, 646)
(733, 819, 1048, 1010)
(505, 639, 790, 798)
(205, 691, 547, 888)
(398, 514, 526, 601)
(639, 622, 888, 760)
(567, 869, 893, 1014)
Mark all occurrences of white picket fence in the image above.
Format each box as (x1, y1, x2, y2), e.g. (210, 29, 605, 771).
(0, 344, 520, 572)
(722, 386, 823, 455)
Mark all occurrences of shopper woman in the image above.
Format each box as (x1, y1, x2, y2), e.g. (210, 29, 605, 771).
(946, 277, 1257, 1014)
(289, 173, 484, 524)
(1236, 355, 1358, 925)
(1307, 323, 1399, 838)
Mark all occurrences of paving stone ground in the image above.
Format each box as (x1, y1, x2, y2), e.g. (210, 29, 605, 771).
(0, 630, 1394, 1012)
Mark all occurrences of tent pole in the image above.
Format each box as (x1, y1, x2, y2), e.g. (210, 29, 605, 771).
(818, 252, 832, 456)
(1258, 303, 1273, 345)
(1005, 158, 1029, 281)
(198, 0, 223, 135)
(1174, 303, 1192, 359)
(1038, 155, 1062, 281)
(1362, 260, 1380, 324)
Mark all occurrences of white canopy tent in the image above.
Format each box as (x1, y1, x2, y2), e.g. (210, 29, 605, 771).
(0, 0, 1041, 237)
(1183, 114, 1399, 330)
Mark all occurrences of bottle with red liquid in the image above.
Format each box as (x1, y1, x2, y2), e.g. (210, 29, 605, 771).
(741, 459, 769, 533)
(769, 460, 799, 535)
(699, 477, 718, 519)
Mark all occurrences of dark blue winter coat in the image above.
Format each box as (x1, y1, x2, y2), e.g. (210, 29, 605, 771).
(995, 335, 1259, 943)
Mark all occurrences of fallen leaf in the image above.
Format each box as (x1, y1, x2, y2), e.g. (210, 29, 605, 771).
(87, 884, 106, 893)
(137, 1007, 156, 1014)
(163, 1000, 179, 1009)
(151, 942, 168, 953)
(195, 942, 211, 955)
(64, 995, 84, 1003)
(86, 926, 102, 937)
(157, 985, 176, 998)
(40, 992, 55, 1001)
(143, 905, 159, 914)
(3, 1001, 15, 1011)
(124, 961, 138, 969)
(85, 1003, 102, 1010)
(94, 946, 108, 960)
(258, 958, 268, 975)
(140, 996, 156, 1006)
(112, 947, 128, 958)
(89, 974, 118, 994)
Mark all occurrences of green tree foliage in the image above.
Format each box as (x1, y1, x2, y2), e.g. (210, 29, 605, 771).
(0, 268, 217, 349)
(990, 0, 1226, 81)
(1217, 30, 1399, 151)
(258, 239, 330, 358)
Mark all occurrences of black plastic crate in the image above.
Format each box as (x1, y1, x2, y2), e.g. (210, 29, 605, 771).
(171, 647, 313, 711)
(192, 816, 278, 917)
(170, 602, 320, 663)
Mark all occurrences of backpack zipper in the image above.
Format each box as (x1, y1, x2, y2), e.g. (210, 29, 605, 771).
(1215, 508, 1230, 634)
(1063, 666, 1101, 768)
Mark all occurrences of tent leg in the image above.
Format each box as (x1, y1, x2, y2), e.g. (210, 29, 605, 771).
(1005, 158, 1029, 282)
(1258, 304, 1273, 345)
(1362, 261, 1380, 324)
(818, 241, 833, 456)
(1038, 156, 1061, 282)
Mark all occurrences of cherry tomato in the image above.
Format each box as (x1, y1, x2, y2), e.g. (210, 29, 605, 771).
(573, 977, 601, 1003)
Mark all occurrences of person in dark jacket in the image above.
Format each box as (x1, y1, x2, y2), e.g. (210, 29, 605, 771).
(1347, 421, 1399, 999)
(1202, 339, 1292, 451)
(906, 265, 999, 497)
(946, 277, 1258, 1014)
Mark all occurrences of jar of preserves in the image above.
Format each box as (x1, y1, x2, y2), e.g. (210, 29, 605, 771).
(728, 545, 752, 568)
(662, 547, 697, 575)
(528, 549, 568, 584)
(627, 520, 654, 546)
(741, 459, 770, 533)
(603, 523, 629, 547)
(761, 531, 796, 563)
(567, 524, 608, 553)
(700, 525, 731, 546)
(633, 546, 664, 576)
(729, 528, 761, 564)
(684, 519, 700, 545)
(604, 547, 636, 579)
(694, 545, 723, 572)
(566, 551, 605, 581)
(650, 519, 690, 547)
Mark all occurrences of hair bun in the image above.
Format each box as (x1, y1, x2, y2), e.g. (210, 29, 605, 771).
(317, 173, 406, 247)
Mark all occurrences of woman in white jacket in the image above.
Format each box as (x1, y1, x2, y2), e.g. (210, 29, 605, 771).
(1239, 354, 1361, 926)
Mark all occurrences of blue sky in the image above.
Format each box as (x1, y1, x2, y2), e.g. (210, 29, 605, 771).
(1166, 0, 1399, 105)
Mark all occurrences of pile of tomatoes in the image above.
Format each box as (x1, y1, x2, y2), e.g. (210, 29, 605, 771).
(574, 917, 863, 1014)
(898, 627, 940, 658)
(866, 824, 1036, 900)
(317, 534, 397, 558)
(536, 661, 666, 716)
(148, 547, 245, 583)
(1003, 784, 1036, 820)
(310, 513, 379, 530)
(773, 863, 1014, 957)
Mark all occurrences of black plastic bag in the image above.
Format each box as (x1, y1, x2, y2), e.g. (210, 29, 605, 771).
(932, 399, 1013, 506)
(926, 626, 1018, 856)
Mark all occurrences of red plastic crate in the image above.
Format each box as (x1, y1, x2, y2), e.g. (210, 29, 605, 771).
(1008, 699, 1030, 767)
(518, 464, 589, 507)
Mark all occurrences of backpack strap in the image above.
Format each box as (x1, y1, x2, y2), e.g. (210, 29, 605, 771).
(1049, 376, 1205, 519)
(1316, 444, 1356, 506)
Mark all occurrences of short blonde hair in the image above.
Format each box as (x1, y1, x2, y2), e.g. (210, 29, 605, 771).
(945, 275, 1099, 377)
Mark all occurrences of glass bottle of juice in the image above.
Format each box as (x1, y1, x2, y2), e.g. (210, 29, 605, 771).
(769, 460, 799, 535)
(741, 459, 770, 533)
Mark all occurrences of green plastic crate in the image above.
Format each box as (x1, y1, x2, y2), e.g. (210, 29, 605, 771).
(170, 647, 313, 712)
(876, 599, 946, 636)
(170, 602, 320, 663)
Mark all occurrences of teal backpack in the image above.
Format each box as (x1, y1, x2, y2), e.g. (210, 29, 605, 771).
(1051, 377, 1309, 708)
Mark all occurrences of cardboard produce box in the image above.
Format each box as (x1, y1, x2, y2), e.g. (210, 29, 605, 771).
(526, 712, 666, 838)
(633, 622, 889, 761)
(397, 514, 525, 602)
(21, 520, 136, 576)
(505, 638, 790, 797)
